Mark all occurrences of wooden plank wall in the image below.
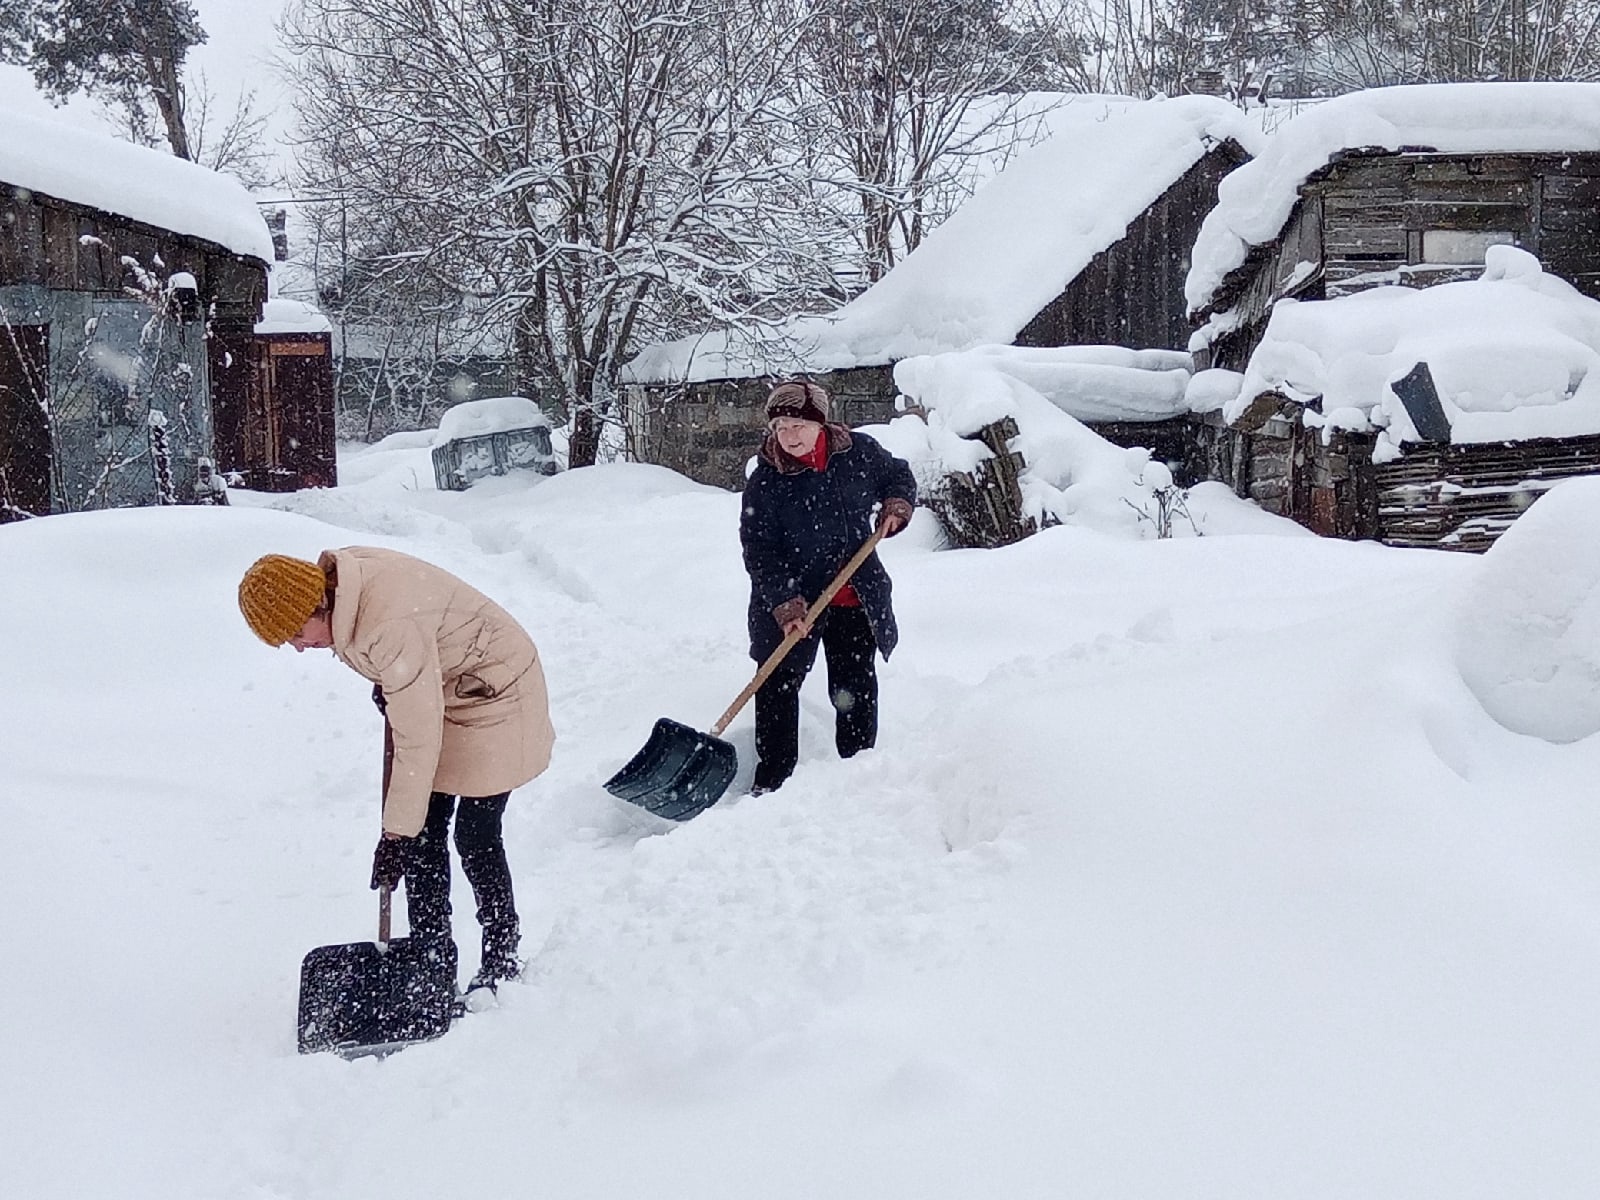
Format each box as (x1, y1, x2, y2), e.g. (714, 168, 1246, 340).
(0, 185, 263, 308)
(1374, 434, 1600, 551)
(922, 417, 1037, 549)
(1016, 141, 1250, 352)
(1200, 151, 1600, 371)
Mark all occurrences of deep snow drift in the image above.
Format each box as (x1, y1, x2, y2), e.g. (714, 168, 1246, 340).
(5, 442, 1600, 1199)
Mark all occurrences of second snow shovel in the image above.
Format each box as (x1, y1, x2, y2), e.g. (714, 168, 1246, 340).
(296, 722, 457, 1057)
(605, 524, 890, 821)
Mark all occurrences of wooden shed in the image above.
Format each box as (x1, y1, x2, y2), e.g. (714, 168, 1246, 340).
(1186, 84, 1600, 549)
(1195, 147, 1600, 374)
(624, 95, 1265, 490)
(217, 297, 338, 492)
(0, 111, 274, 520)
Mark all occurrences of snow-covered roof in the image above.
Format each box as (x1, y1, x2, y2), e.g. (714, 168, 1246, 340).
(255, 297, 332, 336)
(1186, 82, 1600, 316)
(1231, 246, 1600, 460)
(0, 107, 275, 263)
(624, 95, 1267, 385)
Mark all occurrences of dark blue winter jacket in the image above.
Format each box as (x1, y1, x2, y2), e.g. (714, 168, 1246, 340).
(740, 426, 917, 663)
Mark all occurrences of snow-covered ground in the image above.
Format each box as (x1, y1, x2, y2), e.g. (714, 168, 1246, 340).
(6, 435, 1600, 1198)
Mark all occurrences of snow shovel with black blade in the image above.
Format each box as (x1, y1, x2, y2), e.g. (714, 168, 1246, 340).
(296, 885, 458, 1058)
(296, 722, 458, 1058)
(604, 524, 890, 821)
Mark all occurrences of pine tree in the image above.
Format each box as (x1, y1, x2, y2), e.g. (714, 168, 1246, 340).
(7, 0, 206, 158)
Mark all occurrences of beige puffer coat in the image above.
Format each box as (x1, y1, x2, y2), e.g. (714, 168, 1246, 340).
(319, 547, 555, 837)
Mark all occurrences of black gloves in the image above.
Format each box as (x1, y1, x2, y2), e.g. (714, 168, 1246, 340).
(370, 834, 410, 891)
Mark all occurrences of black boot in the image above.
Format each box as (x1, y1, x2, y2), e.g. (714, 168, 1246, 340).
(463, 848, 520, 991)
(455, 794, 519, 997)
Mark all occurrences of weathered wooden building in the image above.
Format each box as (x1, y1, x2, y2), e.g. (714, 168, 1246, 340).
(1186, 84, 1600, 549)
(1194, 376, 1600, 551)
(0, 112, 277, 520)
(624, 95, 1266, 490)
(228, 297, 338, 491)
(1195, 147, 1600, 375)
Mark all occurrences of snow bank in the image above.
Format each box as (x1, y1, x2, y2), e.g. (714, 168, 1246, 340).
(1455, 476, 1600, 742)
(1231, 247, 1600, 459)
(890, 345, 1293, 538)
(625, 95, 1266, 384)
(0, 108, 275, 262)
(433, 396, 551, 446)
(1187, 82, 1600, 315)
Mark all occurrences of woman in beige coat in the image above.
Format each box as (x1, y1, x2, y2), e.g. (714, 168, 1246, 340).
(238, 547, 555, 996)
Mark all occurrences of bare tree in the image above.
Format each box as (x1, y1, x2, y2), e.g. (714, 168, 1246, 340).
(185, 74, 280, 191)
(797, 0, 1079, 282)
(1298, 0, 1600, 87)
(1057, 0, 1600, 100)
(282, 0, 855, 466)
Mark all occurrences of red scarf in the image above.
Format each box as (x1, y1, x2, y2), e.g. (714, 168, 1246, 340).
(798, 435, 861, 608)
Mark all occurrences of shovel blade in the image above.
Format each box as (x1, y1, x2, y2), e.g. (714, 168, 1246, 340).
(604, 717, 739, 821)
(297, 935, 457, 1057)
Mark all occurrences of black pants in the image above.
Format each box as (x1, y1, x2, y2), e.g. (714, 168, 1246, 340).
(403, 791, 520, 978)
(753, 605, 878, 791)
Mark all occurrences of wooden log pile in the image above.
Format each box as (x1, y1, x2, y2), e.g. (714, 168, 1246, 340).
(922, 416, 1039, 549)
(1373, 433, 1600, 551)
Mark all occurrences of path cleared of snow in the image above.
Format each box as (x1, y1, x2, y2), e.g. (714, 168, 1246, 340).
(5, 448, 1600, 1199)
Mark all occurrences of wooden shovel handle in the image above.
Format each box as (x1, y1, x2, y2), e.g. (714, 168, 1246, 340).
(378, 719, 395, 943)
(710, 523, 890, 737)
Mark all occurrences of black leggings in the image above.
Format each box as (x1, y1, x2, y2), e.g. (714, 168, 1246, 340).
(402, 791, 518, 971)
(753, 605, 878, 790)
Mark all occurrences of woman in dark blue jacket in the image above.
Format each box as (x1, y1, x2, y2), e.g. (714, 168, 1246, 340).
(739, 379, 917, 792)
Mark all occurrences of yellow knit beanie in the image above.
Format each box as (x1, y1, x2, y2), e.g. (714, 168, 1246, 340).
(238, 554, 327, 646)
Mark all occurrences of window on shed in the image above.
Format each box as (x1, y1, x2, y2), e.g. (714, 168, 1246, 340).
(1421, 230, 1515, 264)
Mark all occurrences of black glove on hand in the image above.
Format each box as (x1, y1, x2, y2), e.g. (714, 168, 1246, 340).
(371, 684, 388, 716)
(370, 834, 410, 891)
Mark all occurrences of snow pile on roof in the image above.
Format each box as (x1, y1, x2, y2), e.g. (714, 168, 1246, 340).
(1455, 476, 1600, 743)
(904, 344, 1195, 424)
(0, 108, 275, 263)
(1185, 367, 1247, 414)
(878, 343, 1275, 538)
(624, 95, 1266, 385)
(1186, 82, 1600, 315)
(1232, 246, 1600, 460)
(433, 396, 551, 446)
(254, 297, 332, 336)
